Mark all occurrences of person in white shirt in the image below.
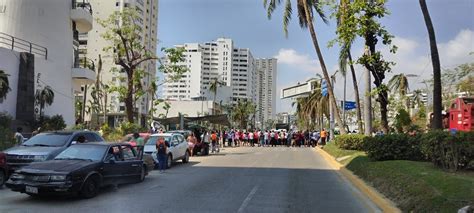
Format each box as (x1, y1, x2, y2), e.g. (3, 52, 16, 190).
(14, 127, 24, 145)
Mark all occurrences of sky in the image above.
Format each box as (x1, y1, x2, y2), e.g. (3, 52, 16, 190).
(157, 0, 474, 113)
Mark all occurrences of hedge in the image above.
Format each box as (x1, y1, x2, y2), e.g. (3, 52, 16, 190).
(420, 130, 474, 171)
(334, 134, 366, 151)
(363, 133, 424, 161)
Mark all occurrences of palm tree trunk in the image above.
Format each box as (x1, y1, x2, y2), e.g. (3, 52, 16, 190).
(419, 0, 442, 129)
(348, 51, 363, 133)
(125, 73, 134, 123)
(302, 1, 347, 134)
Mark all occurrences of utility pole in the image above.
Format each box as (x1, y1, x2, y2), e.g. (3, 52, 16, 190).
(364, 47, 372, 135)
(330, 72, 336, 140)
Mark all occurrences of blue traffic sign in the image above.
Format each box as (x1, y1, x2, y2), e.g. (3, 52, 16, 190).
(342, 101, 357, 110)
(321, 80, 328, 97)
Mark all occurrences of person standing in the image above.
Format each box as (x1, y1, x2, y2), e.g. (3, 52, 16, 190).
(264, 130, 269, 147)
(320, 128, 327, 146)
(156, 137, 168, 173)
(14, 127, 25, 145)
(211, 131, 218, 153)
(132, 132, 145, 158)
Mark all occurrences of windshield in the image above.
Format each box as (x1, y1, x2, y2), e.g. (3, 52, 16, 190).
(55, 145, 108, 161)
(22, 133, 72, 147)
(146, 136, 171, 145)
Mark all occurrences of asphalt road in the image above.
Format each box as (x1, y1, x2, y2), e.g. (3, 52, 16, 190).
(0, 146, 380, 213)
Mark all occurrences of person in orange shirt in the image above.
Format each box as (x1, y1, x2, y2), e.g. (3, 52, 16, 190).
(320, 128, 327, 146)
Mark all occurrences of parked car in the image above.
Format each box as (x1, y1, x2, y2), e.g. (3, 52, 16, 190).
(3, 131, 104, 172)
(167, 130, 195, 154)
(143, 133, 190, 168)
(6, 143, 148, 198)
(0, 152, 8, 187)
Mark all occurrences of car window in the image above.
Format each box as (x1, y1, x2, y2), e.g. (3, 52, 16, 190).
(171, 136, 179, 146)
(177, 135, 185, 143)
(55, 145, 107, 161)
(105, 146, 123, 161)
(84, 133, 97, 142)
(22, 133, 72, 147)
(121, 145, 136, 160)
(146, 136, 171, 145)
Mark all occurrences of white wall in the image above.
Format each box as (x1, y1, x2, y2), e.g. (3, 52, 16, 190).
(0, 0, 76, 126)
(0, 49, 20, 116)
(154, 100, 215, 118)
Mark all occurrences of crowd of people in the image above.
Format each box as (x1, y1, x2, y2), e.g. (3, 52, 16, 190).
(194, 128, 331, 150)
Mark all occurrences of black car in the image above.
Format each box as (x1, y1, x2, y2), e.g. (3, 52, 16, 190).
(6, 143, 148, 198)
(4, 131, 104, 171)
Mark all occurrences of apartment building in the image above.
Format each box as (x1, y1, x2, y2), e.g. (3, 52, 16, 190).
(81, 0, 158, 126)
(0, 0, 95, 127)
(255, 58, 277, 129)
(163, 38, 257, 105)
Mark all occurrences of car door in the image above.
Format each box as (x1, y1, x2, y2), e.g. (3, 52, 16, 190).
(177, 135, 187, 158)
(101, 145, 136, 185)
(170, 136, 180, 159)
(121, 145, 143, 182)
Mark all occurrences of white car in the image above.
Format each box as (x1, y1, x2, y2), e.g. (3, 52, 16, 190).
(144, 133, 190, 168)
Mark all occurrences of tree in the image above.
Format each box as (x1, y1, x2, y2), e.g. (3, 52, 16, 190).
(0, 70, 10, 101)
(264, 0, 347, 134)
(209, 78, 225, 115)
(393, 108, 411, 133)
(98, 8, 187, 123)
(35, 86, 55, 121)
(388, 74, 411, 97)
(333, 0, 397, 133)
(419, 0, 442, 129)
(231, 99, 256, 129)
(336, 0, 363, 133)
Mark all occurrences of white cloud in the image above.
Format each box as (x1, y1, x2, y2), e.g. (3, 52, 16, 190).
(274, 48, 321, 73)
(438, 29, 474, 68)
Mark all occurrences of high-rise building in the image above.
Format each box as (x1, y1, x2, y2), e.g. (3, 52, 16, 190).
(0, 0, 95, 127)
(81, 0, 158, 126)
(256, 58, 277, 129)
(163, 38, 257, 104)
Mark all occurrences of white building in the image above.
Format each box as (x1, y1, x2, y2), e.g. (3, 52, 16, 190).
(0, 0, 95, 128)
(162, 38, 257, 108)
(81, 0, 158, 126)
(256, 58, 277, 129)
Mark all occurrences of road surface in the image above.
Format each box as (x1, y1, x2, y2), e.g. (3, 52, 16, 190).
(0, 146, 380, 213)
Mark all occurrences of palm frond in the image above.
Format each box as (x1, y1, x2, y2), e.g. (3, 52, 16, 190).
(338, 44, 349, 77)
(312, 0, 328, 24)
(296, 0, 309, 29)
(283, 0, 292, 38)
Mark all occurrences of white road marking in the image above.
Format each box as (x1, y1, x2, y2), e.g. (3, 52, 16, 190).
(237, 185, 259, 213)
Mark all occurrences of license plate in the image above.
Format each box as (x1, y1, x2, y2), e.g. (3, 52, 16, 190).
(25, 186, 38, 194)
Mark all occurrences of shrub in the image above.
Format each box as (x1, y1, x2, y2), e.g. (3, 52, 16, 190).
(119, 122, 142, 135)
(0, 112, 14, 151)
(420, 130, 474, 171)
(335, 134, 367, 150)
(41, 115, 66, 131)
(363, 133, 424, 161)
(393, 108, 412, 133)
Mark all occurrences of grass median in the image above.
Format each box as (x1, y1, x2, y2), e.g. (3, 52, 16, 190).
(323, 142, 474, 212)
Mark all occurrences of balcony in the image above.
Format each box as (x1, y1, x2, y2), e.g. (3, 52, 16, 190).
(72, 57, 96, 85)
(71, 0, 93, 33)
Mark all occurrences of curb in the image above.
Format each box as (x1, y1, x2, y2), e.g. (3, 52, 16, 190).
(315, 147, 401, 213)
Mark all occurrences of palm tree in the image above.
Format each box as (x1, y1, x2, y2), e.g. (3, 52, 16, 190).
(209, 78, 225, 115)
(231, 99, 256, 129)
(265, 0, 347, 134)
(419, 0, 442, 129)
(0, 70, 11, 102)
(35, 86, 55, 121)
(336, 0, 363, 133)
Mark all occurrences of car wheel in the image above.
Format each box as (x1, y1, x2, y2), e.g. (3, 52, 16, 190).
(80, 177, 99, 199)
(167, 154, 172, 169)
(137, 166, 146, 183)
(182, 151, 189, 163)
(0, 170, 5, 187)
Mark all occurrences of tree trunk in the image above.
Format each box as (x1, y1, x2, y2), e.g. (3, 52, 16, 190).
(302, 1, 347, 134)
(125, 72, 134, 123)
(420, 0, 442, 129)
(348, 51, 363, 133)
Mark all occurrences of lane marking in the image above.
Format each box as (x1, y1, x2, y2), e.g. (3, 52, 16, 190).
(237, 185, 259, 213)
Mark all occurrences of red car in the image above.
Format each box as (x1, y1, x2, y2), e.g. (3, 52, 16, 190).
(0, 152, 8, 187)
(122, 133, 151, 147)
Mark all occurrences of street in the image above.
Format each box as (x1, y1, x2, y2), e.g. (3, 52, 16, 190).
(0, 147, 380, 213)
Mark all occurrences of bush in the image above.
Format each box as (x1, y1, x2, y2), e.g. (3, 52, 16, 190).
(119, 122, 142, 135)
(0, 112, 14, 151)
(335, 134, 367, 150)
(420, 130, 474, 171)
(41, 115, 66, 131)
(363, 133, 424, 161)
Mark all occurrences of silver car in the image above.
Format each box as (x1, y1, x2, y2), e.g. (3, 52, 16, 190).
(144, 133, 190, 168)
